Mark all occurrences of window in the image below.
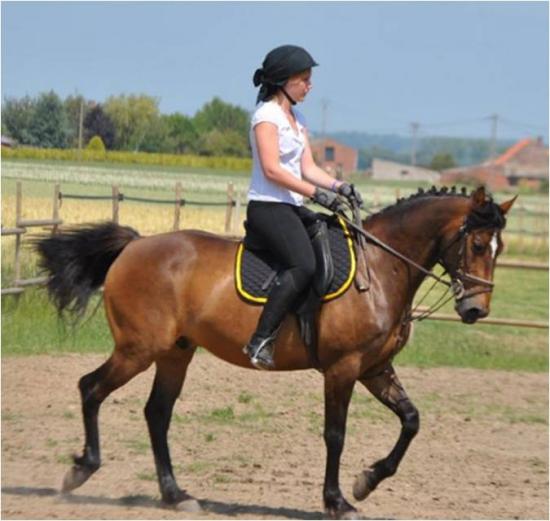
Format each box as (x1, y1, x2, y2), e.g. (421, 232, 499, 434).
(325, 147, 335, 161)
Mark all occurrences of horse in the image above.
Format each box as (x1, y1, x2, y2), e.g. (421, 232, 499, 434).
(34, 185, 515, 519)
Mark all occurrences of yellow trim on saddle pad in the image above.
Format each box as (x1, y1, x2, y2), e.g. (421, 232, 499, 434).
(235, 216, 356, 304)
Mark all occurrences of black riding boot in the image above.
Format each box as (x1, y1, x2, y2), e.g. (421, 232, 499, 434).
(244, 271, 299, 370)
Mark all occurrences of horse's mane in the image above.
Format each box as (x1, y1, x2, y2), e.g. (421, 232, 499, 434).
(367, 185, 506, 229)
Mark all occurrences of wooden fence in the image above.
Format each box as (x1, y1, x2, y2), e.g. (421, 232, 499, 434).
(1, 181, 548, 330)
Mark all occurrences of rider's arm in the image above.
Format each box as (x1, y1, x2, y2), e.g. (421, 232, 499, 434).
(301, 129, 343, 192)
(255, 122, 316, 198)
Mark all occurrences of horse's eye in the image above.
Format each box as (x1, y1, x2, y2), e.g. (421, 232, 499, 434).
(472, 241, 485, 254)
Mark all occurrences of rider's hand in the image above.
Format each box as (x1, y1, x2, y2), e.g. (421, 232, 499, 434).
(337, 183, 364, 208)
(312, 188, 345, 213)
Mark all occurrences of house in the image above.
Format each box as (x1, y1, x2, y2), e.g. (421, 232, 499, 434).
(371, 158, 441, 183)
(441, 137, 548, 190)
(1, 135, 17, 148)
(310, 138, 358, 178)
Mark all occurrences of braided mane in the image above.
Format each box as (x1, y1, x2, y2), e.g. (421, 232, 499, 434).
(378, 185, 469, 214)
(371, 185, 506, 229)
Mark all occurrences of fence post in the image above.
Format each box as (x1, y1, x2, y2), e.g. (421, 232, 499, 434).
(14, 182, 23, 289)
(52, 183, 60, 234)
(173, 182, 182, 231)
(225, 182, 234, 234)
(234, 190, 242, 235)
(518, 207, 525, 256)
(112, 185, 120, 224)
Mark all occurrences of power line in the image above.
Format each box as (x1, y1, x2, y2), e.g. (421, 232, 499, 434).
(499, 117, 548, 133)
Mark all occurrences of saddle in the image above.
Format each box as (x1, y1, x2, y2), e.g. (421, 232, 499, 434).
(235, 215, 359, 368)
(235, 215, 356, 304)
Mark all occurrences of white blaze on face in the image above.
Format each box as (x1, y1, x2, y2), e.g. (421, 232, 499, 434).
(490, 233, 499, 259)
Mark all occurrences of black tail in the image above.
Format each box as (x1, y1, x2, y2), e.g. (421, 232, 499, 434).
(34, 222, 140, 317)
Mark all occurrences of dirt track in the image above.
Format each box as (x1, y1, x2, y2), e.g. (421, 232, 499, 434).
(1, 353, 548, 520)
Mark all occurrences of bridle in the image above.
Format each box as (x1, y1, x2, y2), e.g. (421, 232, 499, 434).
(437, 223, 496, 302)
(336, 203, 498, 322)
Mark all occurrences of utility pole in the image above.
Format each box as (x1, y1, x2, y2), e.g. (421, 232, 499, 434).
(410, 122, 419, 166)
(489, 113, 498, 162)
(321, 99, 329, 137)
(78, 98, 84, 159)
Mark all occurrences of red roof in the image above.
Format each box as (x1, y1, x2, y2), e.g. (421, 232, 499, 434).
(493, 138, 532, 166)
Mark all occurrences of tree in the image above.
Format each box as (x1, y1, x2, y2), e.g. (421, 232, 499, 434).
(139, 116, 171, 153)
(29, 91, 69, 148)
(84, 104, 116, 149)
(197, 129, 249, 157)
(193, 97, 249, 137)
(430, 152, 456, 171)
(104, 94, 160, 151)
(1, 95, 36, 145)
(163, 113, 199, 154)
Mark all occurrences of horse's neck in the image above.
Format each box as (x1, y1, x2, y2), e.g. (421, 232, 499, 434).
(367, 198, 467, 301)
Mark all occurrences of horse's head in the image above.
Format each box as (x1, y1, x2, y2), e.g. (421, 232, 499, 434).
(438, 186, 517, 324)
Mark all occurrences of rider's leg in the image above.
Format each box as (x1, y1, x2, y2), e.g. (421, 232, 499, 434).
(244, 201, 316, 369)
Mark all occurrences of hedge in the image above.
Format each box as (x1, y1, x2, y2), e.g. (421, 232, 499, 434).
(1, 147, 252, 172)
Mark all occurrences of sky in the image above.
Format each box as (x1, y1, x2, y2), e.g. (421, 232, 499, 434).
(2, 1, 549, 141)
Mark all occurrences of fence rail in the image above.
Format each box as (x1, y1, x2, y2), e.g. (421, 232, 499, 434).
(412, 307, 548, 329)
(2, 181, 548, 334)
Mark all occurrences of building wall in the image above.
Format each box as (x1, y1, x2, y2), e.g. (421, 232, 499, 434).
(311, 138, 358, 178)
(371, 158, 441, 183)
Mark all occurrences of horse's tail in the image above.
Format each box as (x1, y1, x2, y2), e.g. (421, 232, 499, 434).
(34, 222, 140, 317)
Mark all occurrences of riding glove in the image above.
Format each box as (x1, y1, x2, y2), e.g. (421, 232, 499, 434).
(337, 183, 364, 208)
(312, 188, 345, 213)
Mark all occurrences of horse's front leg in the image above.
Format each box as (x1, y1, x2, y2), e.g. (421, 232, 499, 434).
(353, 363, 419, 501)
(323, 367, 360, 519)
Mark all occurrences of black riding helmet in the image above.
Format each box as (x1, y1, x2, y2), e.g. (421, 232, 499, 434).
(253, 45, 318, 104)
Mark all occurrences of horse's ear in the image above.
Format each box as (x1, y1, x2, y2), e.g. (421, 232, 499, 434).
(499, 194, 518, 215)
(471, 185, 487, 207)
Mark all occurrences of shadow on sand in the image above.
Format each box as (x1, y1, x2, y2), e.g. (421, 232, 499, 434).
(2, 486, 337, 519)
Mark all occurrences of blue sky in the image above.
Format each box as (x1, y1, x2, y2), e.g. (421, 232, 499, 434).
(2, 1, 548, 141)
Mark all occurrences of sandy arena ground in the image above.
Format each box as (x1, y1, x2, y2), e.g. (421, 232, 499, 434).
(1, 353, 548, 520)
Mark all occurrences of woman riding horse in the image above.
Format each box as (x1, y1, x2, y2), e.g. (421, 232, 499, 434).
(244, 44, 364, 369)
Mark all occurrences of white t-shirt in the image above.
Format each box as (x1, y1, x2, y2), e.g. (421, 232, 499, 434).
(248, 100, 307, 206)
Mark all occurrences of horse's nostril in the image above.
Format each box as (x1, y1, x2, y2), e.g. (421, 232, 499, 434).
(463, 308, 481, 323)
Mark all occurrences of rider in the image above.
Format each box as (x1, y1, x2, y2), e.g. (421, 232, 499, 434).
(243, 44, 362, 370)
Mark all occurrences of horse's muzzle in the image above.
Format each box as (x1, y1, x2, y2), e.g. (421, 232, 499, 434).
(456, 302, 489, 324)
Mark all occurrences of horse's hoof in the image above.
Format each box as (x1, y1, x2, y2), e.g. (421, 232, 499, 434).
(61, 465, 94, 493)
(173, 498, 202, 513)
(352, 469, 374, 501)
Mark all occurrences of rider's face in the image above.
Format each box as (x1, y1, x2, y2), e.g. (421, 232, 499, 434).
(284, 69, 313, 103)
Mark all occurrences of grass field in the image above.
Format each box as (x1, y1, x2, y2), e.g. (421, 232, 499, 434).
(1, 159, 548, 371)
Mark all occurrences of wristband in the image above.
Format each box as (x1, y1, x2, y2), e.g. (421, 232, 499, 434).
(330, 180, 340, 192)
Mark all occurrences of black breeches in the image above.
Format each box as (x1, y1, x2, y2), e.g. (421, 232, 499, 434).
(246, 201, 318, 335)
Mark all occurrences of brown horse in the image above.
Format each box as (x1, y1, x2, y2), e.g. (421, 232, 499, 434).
(35, 185, 515, 519)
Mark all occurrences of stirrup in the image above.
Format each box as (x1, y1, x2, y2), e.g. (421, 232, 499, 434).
(243, 330, 278, 370)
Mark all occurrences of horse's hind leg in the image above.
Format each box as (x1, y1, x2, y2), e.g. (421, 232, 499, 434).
(352, 363, 419, 501)
(144, 346, 200, 512)
(62, 350, 152, 492)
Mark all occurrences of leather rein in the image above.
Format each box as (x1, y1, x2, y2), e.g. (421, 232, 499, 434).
(336, 205, 496, 321)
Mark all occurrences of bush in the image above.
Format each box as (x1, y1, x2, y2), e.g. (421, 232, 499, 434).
(1, 146, 252, 172)
(86, 135, 106, 152)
